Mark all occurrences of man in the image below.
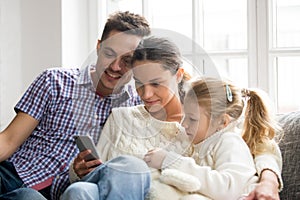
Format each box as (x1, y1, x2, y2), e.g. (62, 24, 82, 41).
(0, 11, 150, 200)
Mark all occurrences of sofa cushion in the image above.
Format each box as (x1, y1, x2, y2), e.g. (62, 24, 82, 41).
(277, 111, 300, 199)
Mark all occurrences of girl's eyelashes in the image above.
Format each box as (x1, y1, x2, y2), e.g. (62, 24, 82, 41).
(189, 117, 198, 122)
(184, 114, 198, 122)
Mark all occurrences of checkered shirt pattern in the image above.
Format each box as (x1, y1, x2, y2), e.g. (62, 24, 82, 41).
(8, 65, 142, 199)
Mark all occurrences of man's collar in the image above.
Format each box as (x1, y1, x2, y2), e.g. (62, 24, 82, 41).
(77, 65, 93, 86)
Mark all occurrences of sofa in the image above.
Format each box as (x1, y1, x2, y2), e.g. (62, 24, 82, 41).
(277, 111, 300, 199)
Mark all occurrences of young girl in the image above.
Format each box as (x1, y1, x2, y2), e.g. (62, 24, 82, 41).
(144, 77, 282, 200)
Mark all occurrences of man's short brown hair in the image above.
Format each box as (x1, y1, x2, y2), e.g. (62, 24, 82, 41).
(101, 11, 150, 41)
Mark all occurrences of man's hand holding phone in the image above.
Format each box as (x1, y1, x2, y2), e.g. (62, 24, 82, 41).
(73, 150, 102, 178)
(73, 136, 102, 178)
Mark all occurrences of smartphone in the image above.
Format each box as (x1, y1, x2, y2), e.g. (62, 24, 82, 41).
(74, 135, 100, 161)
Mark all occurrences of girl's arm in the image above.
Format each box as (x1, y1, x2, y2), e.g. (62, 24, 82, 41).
(158, 133, 258, 200)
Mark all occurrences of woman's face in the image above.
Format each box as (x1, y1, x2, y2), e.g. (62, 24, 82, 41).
(132, 60, 179, 114)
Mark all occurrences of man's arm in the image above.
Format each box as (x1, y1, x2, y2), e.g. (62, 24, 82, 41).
(0, 112, 39, 161)
(245, 169, 280, 200)
(245, 140, 282, 200)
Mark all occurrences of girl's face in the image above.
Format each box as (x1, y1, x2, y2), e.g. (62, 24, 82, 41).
(132, 60, 180, 114)
(182, 97, 218, 144)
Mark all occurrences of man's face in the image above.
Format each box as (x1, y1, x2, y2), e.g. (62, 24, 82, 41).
(94, 30, 142, 95)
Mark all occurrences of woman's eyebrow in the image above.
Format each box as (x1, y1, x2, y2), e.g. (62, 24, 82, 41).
(133, 77, 163, 83)
(148, 78, 163, 82)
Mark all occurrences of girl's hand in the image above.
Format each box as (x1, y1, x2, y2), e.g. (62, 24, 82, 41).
(143, 148, 167, 169)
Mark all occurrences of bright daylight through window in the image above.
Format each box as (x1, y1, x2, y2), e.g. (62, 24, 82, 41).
(107, 0, 300, 113)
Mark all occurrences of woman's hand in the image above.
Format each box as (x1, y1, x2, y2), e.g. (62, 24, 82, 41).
(244, 170, 280, 200)
(143, 148, 167, 169)
(73, 150, 102, 178)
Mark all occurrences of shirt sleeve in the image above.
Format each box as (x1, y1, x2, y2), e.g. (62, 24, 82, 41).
(69, 160, 80, 183)
(14, 70, 52, 120)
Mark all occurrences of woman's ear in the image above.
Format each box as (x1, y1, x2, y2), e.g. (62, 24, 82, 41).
(176, 68, 184, 83)
(96, 40, 101, 56)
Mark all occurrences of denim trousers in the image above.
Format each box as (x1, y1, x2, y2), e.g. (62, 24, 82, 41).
(0, 161, 46, 200)
(60, 155, 151, 200)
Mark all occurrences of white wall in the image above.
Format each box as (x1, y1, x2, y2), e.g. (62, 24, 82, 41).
(62, 0, 102, 68)
(0, 0, 102, 130)
(21, 0, 62, 88)
(0, 0, 22, 129)
(0, 0, 62, 130)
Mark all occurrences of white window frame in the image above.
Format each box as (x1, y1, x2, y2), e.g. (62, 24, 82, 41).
(101, 0, 300, 112)
(267, 0, 300, 110)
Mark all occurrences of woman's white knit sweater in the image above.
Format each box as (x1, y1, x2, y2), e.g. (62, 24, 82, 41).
(97, 105, 191, 162)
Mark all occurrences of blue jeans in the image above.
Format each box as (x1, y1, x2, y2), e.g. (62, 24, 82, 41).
(0, 161, 46, 200)
(60, 155, 151, 200)
(0, 188, 47, 200)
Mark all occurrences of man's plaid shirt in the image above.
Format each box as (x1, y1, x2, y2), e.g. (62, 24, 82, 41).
(8, 65, 141, 199)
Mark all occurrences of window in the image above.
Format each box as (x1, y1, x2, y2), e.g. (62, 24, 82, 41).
(147, 0, 192, 39)
(272, 0, 300, 48)
(200, 0, 248, 88)
(270, 0, 300, 112)
(275, 57, 300, 112)
(103, 0, 300, 113)
(106, 0, 142, 15)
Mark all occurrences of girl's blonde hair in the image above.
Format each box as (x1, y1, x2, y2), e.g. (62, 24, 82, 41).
(186, 77, 281, 156)
(241, 89, 282, 155)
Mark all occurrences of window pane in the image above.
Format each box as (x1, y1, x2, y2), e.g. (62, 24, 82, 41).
(182, 56, 202, 77)
(107, 0, 142, 15)
(203, 0, 247, 50)
(211, 57, 248, 88)
(273, 0, 300, 48)
(276, 56, 300, 113)
(148, 0, 192, 38)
